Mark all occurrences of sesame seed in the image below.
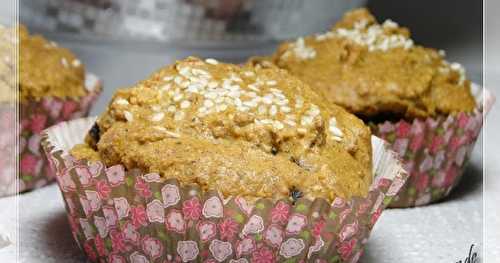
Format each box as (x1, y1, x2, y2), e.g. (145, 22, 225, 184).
(114, 98, 129, 105)
(163, 76, 174, 82)
(205, 58, 219, 65)
(174, 111, 185, 121)
(167, 105, 176, 112)
(124, 111, 134, 122)
(173, 94, 184, 102)
(204, 100, 214, 108)
(72, 59, 81, 67)
(269, 105, 278, 116)
(180, 100, 191, 109)
(281, 106, 291, 113)
(61, 58, 69, 68)
(151, 112, 165, 122)
(258, 105, 267, 115)
(266, 80, 277, 86)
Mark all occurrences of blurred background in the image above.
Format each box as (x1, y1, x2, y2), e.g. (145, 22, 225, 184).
(15, 0, 484, 114)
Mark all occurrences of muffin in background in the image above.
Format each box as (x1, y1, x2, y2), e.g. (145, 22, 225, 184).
(0, 25, 101, 197)
(267, 8, 493, 207)
(42, 57, 408, 262)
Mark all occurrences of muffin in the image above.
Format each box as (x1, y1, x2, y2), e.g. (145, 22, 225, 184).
(72, 56, 372, 202)
(269, 8, 492, 207)
(2, 26, 102, 196)
(42, 57, 408, 262)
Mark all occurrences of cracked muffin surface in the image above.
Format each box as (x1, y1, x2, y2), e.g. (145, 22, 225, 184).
(272, 8, 476, 120)
(71, 57, 372, 202)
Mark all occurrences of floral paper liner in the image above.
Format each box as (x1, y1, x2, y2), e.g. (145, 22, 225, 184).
(371, 86, 495, 208)
(42, 117, 408, 263)
(0, 73, 101, 197)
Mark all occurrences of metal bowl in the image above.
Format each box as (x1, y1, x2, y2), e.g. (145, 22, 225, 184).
(20, 0, 367, 47)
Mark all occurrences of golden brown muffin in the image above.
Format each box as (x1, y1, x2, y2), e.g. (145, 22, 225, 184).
(72, 57, 372, 202)
(20, 25, 87, 102)
(272, 8, 476, 120)
(0, 25, 16, 103)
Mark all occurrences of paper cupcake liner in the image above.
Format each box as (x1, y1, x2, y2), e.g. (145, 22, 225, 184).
(0, 73, 101, 197)
(41, 117, 408, 263)
(371, 86, 495, 208)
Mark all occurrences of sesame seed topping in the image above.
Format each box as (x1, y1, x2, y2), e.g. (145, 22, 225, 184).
(124, 111, 134, 122)
(180, 100, 191, 109)
(151, 112, 165, 122)
(205, 58, 219, 65)
(72, 59, 81, 67)
(114, 98, 129, 105)
(61, 58, 69, 68)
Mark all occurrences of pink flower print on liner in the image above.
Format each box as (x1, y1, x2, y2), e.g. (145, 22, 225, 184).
(182, 197, 202, 221)
(177, 240, 199, 262)
(131, 205, 148, 228)
(378, 121, 395, 134)
(83, 241, 97, 262)
(279, 238, 305, 259)
(75, 167, 93, 187)
(331, 197, 345, 208)
(135, 178, 152, 199)
(339, 221, 359, 242)
(61, 100, 79, 120)
(455, 146, 468, 166)
(162, 184, 181, 208)
(94, 234, 106, 257)
(142, 236, 163, 260)
(102, 205, 118, 228)
(28, 134, 41, 155)
(241, 215, 265, 237)
(385, 176, 407, 197)
(251, 246, 274, 263)
(42, 97, 63, 119)
(419, 156, 434, 173)
(146, 199, 164, 223)
(415, 173, 430, 193)
(96, 180, 111, 199)
(338, 239, 357, 261)
(109, 254, 126, 263)
(93, 216, 108, 238)
(20, 154, 40, 175)
(234, 197, 254, 215)
(198, 221, 217, 242)
(444, 165, 460, 187)
(166, 210, 186, 234)
(113, 197, 131, 220)
(393, 138, 409, 157)
(270, 201, 290, 224)
(430, 135, 445, 154)
(312, 219, 326, 237)
(415, 193, 432, 206)
(79, 218, 94, 240)
(202, 196, 224, 218)
(129, 251, 149, 263)
(218, 218, 239, 241)
(396, 121, 412, 138)
(142, 173, 161, 183)
(264, 224, 284, 248)
(79, 197, 92, 217)
(307, 237, 325, 259)
(236, 238, 256, 257)
(110, 229, 127, 253)
(370, 208, 382, 226)
(229, 259, 248, 263)
(123, 222, 140, 243)
(209, 240, 233, 262)
(87, 161, 103, 178)
(30, 114, 47, 134)
(85, 190, 101, 212)
(106, 165, 125, 187)
(409, 132, 425, 152)
(285, 214, 307, 235)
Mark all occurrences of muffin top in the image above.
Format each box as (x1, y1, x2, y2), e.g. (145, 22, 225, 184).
(0, 25, 16, 103)
(72, 57, 372, 202)
(20, 26, 87, 102)
(272, 8, 476, 120)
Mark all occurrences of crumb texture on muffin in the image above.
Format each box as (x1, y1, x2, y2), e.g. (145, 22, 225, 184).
(0, 25, 16, 103)
(72, 57, 372, 202)
(272, 8, 476, 120)
(20, 25, 87, 102)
